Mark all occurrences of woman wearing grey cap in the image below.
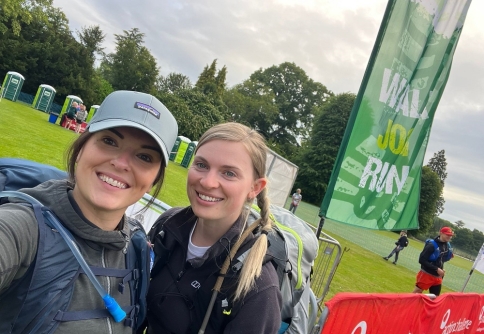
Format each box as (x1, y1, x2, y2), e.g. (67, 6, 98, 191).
(0, 91, 178, 333)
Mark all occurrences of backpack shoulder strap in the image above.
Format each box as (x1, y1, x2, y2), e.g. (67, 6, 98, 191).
(148, 207, 183, 242)
(125, 216, 150, 329)
(149, 207, 185, 278)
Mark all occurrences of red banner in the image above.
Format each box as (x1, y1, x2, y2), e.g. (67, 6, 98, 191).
(321, 293, 484, 334)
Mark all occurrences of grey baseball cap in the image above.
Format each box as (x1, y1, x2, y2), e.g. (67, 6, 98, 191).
(88, 91, 178, 166)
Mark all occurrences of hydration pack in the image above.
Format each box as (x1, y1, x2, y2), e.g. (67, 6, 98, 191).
(148, 205, 319, 334)
(247, 205, 319, 334)
(425, 238, 453, 262)
(0, 158, 150, 332)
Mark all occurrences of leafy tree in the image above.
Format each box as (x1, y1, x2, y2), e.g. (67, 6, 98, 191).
(0, 0, 51, 35)
(156, 73, 192, 94)
(292, 93, 355, 204)
(101, 28, 158, 93)
(455, 220, 465, 228)
(195, 59, 227, 97)
(77, 25, 105, 61)
(426, 150, 448, 184)
(418, 166, 443, 234)
(426, 150, 447, 215)
(224, 82, 279, 141)
(451, 227, 474, 253)
(89, 68, 113, 104)
(246, 62, 332, 157)
(195, 59, 228, 119)
(0, 5, 98, 104)
(214, 65, 227, 95)
(156, 88, 225, 140)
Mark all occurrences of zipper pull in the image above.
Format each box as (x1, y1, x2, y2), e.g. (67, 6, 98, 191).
(177, 270, 185, 281)
(121, 231, 130, 254)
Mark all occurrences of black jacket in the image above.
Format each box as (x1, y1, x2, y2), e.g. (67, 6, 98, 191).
(145, 207, 282, 334)
(396, 235, 409, 248)
(419, 236, 450, 277)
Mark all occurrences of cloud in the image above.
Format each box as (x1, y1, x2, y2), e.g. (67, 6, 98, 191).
(55, 0, 484, 231)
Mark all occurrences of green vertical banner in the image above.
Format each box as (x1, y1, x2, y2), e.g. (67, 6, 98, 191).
(320, 0, 472, 230)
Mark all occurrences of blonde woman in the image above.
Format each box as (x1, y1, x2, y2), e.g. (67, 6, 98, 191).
(144, 123, 282, 334)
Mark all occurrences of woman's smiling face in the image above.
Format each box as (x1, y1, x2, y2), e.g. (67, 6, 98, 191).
(187, 139, 265, 227)
(72, 127, 162, 223)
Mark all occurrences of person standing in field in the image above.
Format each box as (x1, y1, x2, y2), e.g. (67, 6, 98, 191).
(289, 188, 302, 213)
(64, 101, 79, 130)
(383, 230, 409, 265)
(75, 104, 88, 133)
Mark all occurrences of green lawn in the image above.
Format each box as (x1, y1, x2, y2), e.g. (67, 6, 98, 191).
(2, 98, 482, 302)
(0, 98, 191, 207)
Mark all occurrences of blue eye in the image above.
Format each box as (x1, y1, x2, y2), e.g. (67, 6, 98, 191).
(224, 171, 236, 178)
(195, 162, 207, 169)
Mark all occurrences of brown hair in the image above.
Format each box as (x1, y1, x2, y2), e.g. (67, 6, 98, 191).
(66, 130, 166, 209)
(196, 122, 272, 300)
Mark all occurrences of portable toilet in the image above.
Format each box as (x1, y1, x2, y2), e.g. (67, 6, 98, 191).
(32, 84, 56, 112)
(174, 136, 191, 164)
(1, 71, 25, 102)
(58, 95, 83, 125)
(169, 137, 183, 161)
(86, 104, 100, 122)
(181, 141, 198, 168)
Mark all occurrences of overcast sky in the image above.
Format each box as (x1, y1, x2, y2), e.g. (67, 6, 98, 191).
(54, 0, 484, 232)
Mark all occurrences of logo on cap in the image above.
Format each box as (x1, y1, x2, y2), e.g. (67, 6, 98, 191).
(134, 102, 160, 119)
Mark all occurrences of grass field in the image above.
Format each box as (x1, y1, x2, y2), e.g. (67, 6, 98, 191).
(1, 98, 483, 302)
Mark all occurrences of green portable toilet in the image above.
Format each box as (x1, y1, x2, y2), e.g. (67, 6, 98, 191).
(174, 136, 191, 164)
(181, 141, 198, 168)
(58, 95, 83, 125)
(1, 71, 25, 102)
(86, 104, 100, 122)
(32, 84, 56, 112)
(169, 137, 183, 161)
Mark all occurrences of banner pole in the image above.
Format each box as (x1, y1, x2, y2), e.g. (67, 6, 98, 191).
(461, 243, 484, 292)
(316, 216, 325, 239)
(460, 269, 473, 292)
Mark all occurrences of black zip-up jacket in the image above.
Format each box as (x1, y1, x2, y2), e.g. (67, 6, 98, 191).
(396, 235, 408, 248)
(419, 236, 449, 277)
(145, 207, 282, 334)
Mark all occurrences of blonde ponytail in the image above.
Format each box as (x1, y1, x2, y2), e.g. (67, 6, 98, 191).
(234, 188, 273, 300)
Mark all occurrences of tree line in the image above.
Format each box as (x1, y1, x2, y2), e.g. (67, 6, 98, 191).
(2, 1, 480, 255)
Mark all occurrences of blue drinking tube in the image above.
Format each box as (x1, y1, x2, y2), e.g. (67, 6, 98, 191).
(1, 191, 126, 323)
